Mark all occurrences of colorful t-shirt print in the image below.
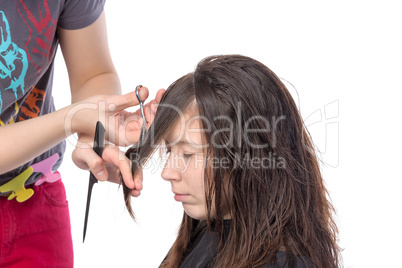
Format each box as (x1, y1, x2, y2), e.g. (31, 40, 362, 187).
(0, 10, 28, 113)
(0, 0, 105, 186)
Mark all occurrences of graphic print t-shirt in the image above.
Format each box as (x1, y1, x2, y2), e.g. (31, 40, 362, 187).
(0, 0, 105, 185)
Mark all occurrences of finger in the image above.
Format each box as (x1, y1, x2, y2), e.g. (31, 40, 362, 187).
(112, 86, 149, 111)
(72, 143, 92, 170)
(101, 146, 135, 189)
(73, 147, 108, 181)
(131, 189, 141, 197)
(150, 100, 158, 116)
(134, 169, 143, 190)
(72, 134, 102, 172)
(133, 88, 164, 118)
(144, 105, 156, 129)
(144, 106, 153, 129)
(114, 114, 143, 146)
(134, 97, 155, 118)
(129, 164, 143, 197)
(155, 88, 166, 103)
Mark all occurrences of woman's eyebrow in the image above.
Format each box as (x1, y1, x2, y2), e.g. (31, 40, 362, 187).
(164, 139, 203, 147)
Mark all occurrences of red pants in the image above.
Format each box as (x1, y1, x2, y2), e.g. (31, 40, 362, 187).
(0, 179, 73, 268)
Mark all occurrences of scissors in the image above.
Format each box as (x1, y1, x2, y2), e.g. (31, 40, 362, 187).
(135, 85, 146, 147)
(82, 85, 146, 242)
(83, 121, 105, 242)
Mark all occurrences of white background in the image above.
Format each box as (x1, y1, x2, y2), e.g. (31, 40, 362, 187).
(52, 1, 402, 267)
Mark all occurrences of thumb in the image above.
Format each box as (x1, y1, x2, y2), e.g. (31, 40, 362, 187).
(113, 86, 149, 111)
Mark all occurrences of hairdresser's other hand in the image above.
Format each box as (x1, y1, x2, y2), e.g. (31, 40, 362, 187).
(72, 135, 143, 197)
(69, 87, 149, 145)
(102, 144, 143, 197)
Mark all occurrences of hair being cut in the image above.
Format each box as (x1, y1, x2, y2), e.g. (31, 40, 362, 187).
(121, 55, 340, 267)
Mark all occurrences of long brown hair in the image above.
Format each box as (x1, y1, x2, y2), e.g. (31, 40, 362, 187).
(122, 55, 340, 267)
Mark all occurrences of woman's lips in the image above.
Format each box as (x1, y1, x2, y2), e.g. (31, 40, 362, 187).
(174, 193, 190, 202)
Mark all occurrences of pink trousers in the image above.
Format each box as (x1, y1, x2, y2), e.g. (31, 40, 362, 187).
(0, 179, 73, 268)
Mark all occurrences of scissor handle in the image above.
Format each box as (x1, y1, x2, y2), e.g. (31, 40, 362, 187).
(135, 85, 146, 144)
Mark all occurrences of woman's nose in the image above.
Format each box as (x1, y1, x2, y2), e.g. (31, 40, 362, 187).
(161, 153, 181, 182)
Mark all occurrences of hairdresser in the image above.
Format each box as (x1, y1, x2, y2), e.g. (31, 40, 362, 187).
(0, 1, 163, 267)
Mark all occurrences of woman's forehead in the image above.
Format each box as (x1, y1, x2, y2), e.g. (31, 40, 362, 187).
(164, 108, 205, 146)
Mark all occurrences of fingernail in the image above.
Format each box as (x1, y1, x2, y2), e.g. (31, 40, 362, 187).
(135, 179, 143, 189)
(97, 171, 105, 180)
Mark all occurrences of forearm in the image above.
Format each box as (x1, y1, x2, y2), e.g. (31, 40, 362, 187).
(71, 72, 121, 103)
(0, 88, 148, 176)
(0, 72, 120, 174)
(71, 73, 121, 144)
(0, 106, 73, 174)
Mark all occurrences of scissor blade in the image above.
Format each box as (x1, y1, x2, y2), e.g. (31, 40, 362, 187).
(83, 173, 97, 242)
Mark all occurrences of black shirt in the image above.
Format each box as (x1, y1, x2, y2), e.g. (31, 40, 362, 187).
(173, 220, 314, 268)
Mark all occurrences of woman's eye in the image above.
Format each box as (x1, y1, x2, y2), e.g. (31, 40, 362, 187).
(183, 154, 193, 159)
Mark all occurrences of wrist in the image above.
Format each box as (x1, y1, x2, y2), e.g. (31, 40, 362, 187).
(65, 102, 98, 136)
(64, 103, 86, 136)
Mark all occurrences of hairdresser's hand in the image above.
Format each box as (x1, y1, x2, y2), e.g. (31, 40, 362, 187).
(71, 87, 165, 196)
(70, 87, 148, 196)
(109, 87, 164, 195)
(117, 87, 164, 195)
(136, 88, 165, 129)
(69, 87, 149, 145)
(72, 135, 143, 196)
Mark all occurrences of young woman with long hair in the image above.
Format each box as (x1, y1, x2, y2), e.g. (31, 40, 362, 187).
(122, 55, 340, 267)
